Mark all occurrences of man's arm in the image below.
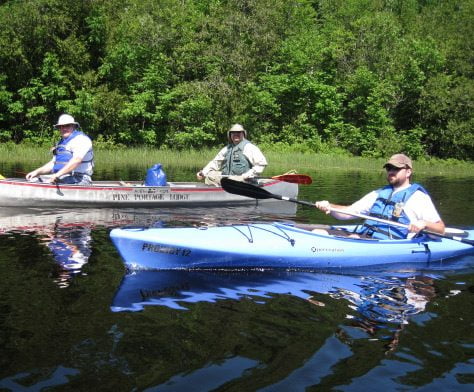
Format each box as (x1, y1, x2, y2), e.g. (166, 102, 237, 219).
(26, 160, 54, 180)
(404, 192, 445, 234)
(314, 201, 359, 220)
(242, 144, 267, 178)
(315, 191, 378, 220)
(48, 157, 83, 183)
(197, 146, 228, 179)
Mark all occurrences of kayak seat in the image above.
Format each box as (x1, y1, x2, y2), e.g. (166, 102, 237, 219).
(310, 227, 379, 240)
(293, 224, 369, 238)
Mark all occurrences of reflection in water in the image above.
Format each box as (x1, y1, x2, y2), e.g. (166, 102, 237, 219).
(0, 366, 80, 391)
(0, 208, 148, 288)
(39, 225, 92, 288)
(0, 203, 296, 288)
(330, 275, 437, 354)
(1, 166, 473, 390)
(0, 208, 124, 288)
(111, 269, 437, 331)
(331, 275, 435, 324)
(153, 357, 259, 392)
(111, 269, 453, 390)
(111, 270, 363, 311)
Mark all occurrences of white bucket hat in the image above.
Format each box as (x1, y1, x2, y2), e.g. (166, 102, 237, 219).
(54, 114, 79, 128)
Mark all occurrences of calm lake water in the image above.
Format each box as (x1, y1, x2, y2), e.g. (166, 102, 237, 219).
(0, 163, 473, 391)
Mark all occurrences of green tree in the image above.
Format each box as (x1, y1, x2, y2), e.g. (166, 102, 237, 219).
(421, 74, 474, 159)
(0, 0, 472, 160)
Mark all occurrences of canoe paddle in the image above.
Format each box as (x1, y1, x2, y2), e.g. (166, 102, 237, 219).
(221, 177, 474, 246)
(268, 174, 312, 184)
(220, 173, 312, 185)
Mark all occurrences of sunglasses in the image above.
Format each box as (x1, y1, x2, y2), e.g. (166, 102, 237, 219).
(385, 165, 407, 172)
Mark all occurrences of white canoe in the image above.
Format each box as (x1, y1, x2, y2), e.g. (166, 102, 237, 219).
(0, 177, 298, 208)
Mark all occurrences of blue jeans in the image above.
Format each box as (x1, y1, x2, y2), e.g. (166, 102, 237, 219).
(58, 174, 92, 185)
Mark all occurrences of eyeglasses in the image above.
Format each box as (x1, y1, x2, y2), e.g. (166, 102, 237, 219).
(385, 165, 407, 172)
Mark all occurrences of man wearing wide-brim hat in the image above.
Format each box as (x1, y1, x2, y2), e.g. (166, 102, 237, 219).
(196, 123, 267, 186)
(26, 114, 94, 185)
(314, 153, 445, 238)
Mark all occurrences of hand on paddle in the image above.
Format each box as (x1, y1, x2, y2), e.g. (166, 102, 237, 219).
(315, 200, 331, 214)
(47, 174, 60, 183)
(409, 219, 446, 235)
(408, 220, 426, 233)
(241, 170, 254, 180)
(26, 170, 40, 181)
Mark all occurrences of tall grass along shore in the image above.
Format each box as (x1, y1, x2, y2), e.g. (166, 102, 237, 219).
(0, 144, 472, 177)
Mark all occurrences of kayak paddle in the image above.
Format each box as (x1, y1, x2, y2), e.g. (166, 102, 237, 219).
(221, 178, 474, 246)
(221, 177, 315, 207)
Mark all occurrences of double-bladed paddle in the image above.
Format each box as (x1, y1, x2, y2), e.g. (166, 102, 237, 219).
(221, 177, 474, 246)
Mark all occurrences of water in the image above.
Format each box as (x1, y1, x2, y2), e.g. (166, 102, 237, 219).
(0, 164, 473, 391)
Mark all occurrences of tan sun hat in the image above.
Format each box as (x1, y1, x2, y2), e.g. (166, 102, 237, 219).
(227, 123, 247, 140)
(384, 153, 413, 169)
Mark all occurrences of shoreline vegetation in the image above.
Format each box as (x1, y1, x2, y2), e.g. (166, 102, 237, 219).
(1, 1, 473, 162)
(0, 144, 472, 177)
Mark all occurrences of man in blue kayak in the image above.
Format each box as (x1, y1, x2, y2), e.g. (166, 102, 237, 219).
(197, 123, 267, 186)
(26, 114, 94, 185)
(315, 153, 445, 238)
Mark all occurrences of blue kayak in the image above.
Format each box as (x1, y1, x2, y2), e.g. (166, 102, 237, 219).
(110, 223, 474, 270)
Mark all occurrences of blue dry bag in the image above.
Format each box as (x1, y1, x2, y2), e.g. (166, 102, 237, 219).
(144, 164, 167, 186)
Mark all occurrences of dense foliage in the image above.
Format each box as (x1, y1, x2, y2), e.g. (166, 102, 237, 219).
(0, 0, 472, 159)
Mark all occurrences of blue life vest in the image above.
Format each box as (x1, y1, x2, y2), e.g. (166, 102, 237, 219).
(357, 183, 429, 239)
(52, 130, 94, 173)
(222, 140, 252, 175)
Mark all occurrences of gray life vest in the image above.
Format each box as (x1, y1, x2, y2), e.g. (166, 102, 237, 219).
(221, 140, 252, 175)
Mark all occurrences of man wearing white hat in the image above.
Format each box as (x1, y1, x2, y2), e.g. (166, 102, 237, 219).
(196, 123, 267, 186)
(26, 114, 94, 184)
(314, 153, 445, 238)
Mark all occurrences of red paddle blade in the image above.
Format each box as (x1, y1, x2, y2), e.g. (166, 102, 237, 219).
(271, 174, 312, 185)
